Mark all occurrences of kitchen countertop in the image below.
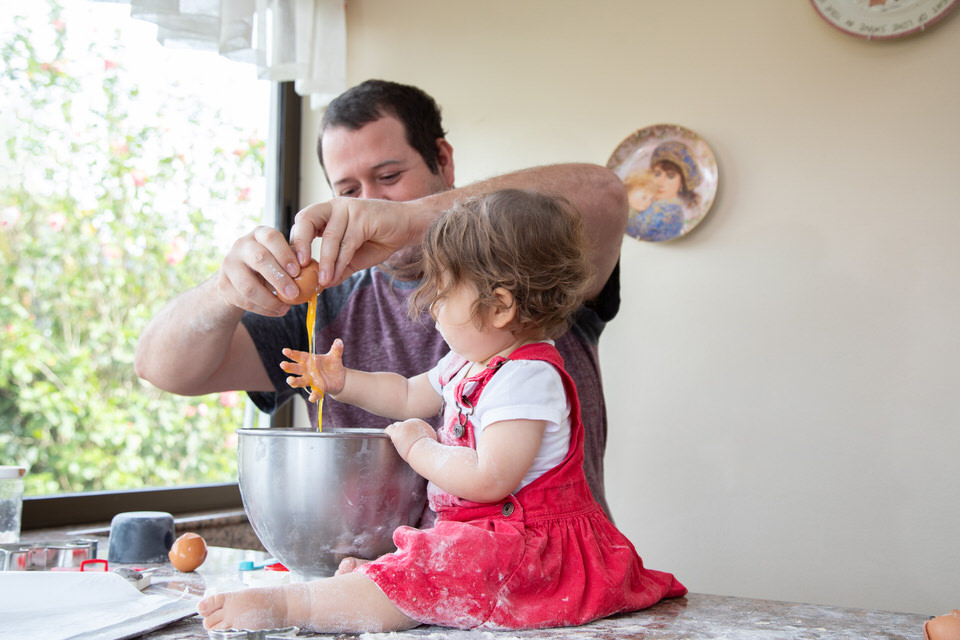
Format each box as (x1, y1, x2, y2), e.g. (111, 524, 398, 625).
(127, 546, 930, 640)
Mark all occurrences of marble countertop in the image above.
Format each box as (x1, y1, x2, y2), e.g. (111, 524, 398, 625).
(128, 547, 929, 640)
(148, 592, 931, 640)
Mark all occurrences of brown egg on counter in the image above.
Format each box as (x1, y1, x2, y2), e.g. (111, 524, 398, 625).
(925, 610, 960, 640)
(276, 259, 321, 305)
(168, 532, 208, 572)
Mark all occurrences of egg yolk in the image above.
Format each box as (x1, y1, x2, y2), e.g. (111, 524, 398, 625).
(306, 291, 323, 432)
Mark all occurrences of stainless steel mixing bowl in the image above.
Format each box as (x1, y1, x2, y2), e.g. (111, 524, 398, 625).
(237, 428, 427, 579)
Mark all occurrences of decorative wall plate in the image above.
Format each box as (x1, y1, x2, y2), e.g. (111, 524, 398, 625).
(810, 0, 959, 40)
(607, 124, 718, 244)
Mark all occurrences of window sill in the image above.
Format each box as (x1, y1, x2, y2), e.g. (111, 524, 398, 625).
(21, 507, 265, 553)
(22, 483, 243, 531)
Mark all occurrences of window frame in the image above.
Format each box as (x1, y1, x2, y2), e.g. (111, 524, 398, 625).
(21, 81, 302, 531)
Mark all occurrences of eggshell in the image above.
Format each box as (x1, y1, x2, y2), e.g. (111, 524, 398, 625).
(277, 260, 320, 305)
(168, 532, 207, 572)
(925, 610, 960, 640)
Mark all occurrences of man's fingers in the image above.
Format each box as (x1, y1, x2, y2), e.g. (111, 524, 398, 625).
(217, 264, 290, 317)
(289, 203, 330, 266)
(221, 226, 300, 311)
(290, 201, 350, 286)
(252, 226, 299, 277)
(317, 213, 352, 286)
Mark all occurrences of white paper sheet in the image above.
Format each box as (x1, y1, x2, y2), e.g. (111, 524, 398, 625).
(0, 572, 198, 640)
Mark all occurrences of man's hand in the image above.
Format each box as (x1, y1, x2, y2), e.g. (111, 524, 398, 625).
(289, 198, 430, 288)
(217, 226, 306, 317)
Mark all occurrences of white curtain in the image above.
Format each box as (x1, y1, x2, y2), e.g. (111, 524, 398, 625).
(100, 0, 346, 108)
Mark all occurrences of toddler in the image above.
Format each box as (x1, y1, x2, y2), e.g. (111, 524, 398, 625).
(198, 189, 686, 633)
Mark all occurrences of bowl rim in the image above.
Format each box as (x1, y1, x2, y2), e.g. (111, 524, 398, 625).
(235, 427, 388, 438)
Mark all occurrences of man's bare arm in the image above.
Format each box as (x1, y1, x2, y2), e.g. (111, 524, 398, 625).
(134, 276, 273, 395)
(293, 163, 628, 299)
(134, 225, 304, 395)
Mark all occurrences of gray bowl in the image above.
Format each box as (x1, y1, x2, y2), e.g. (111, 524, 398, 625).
(236, 428, 427, 579)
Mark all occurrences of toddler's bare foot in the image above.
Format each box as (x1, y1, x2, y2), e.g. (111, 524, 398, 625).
(335, 556, 371, 576)
(198, 586, 290, 631)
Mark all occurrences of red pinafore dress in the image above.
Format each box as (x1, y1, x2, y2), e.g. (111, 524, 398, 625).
(358, 343, 686, 629)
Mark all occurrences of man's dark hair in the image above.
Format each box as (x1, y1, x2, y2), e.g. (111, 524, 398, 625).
(317, 79, 447, 176)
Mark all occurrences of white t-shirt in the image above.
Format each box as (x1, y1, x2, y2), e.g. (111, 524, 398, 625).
(428, 345, 571, 492)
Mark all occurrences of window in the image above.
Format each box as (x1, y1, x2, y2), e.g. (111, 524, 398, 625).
(0, 0, 285, 526)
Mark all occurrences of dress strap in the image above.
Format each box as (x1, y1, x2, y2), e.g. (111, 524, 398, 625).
(454, 357, 506, 408)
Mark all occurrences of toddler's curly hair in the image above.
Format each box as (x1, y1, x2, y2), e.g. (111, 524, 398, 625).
(412, 188, 594, 340)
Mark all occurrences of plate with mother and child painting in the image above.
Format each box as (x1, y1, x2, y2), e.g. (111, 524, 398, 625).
(607, 124, 718, 244)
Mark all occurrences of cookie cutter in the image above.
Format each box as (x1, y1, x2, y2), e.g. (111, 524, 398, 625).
(0, 538, 99, 571)
(207, 628, 299, 639)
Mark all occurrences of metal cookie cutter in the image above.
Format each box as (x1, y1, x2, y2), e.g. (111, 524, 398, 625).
(0, 538, 99, 571)
(207, 628, 299, 639)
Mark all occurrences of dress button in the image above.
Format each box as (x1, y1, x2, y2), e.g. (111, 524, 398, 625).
(501, 502, 515, 517)
(453, 423, 465, 438)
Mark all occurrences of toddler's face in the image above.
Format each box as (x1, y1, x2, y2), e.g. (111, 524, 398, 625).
(432, 280, 481, 355)
(431, 279, 506, 363)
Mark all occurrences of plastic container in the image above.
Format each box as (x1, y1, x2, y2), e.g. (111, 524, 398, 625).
(0, 466, 26, 544)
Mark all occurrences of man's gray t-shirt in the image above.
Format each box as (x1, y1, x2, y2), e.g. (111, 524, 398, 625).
(242, 264, 619, 517)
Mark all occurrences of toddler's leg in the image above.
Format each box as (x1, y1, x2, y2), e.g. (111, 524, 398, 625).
(198, 571, 417, 633)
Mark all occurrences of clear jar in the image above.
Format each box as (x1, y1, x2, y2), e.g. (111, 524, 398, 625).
(0, 466, 26, 543)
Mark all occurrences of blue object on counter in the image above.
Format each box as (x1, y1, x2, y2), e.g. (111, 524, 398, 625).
(238, 558, 278, 571)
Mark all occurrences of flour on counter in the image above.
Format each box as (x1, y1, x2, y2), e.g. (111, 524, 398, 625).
(359, 631, 520, 640)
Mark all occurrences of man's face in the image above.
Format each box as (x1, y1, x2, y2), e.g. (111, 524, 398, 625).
(321, 115, 453, 201)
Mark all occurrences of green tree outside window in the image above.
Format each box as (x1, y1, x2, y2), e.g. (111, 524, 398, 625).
(0, 1, 268, 495)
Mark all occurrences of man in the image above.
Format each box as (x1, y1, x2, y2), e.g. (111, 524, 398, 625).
(135, 80, 627, 516)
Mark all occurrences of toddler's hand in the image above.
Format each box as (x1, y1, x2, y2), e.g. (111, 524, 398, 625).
(385, 419, 437, 460)
(281, 338, 346, 401)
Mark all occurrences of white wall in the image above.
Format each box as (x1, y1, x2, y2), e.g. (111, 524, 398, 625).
(299, 0, 960, 615)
